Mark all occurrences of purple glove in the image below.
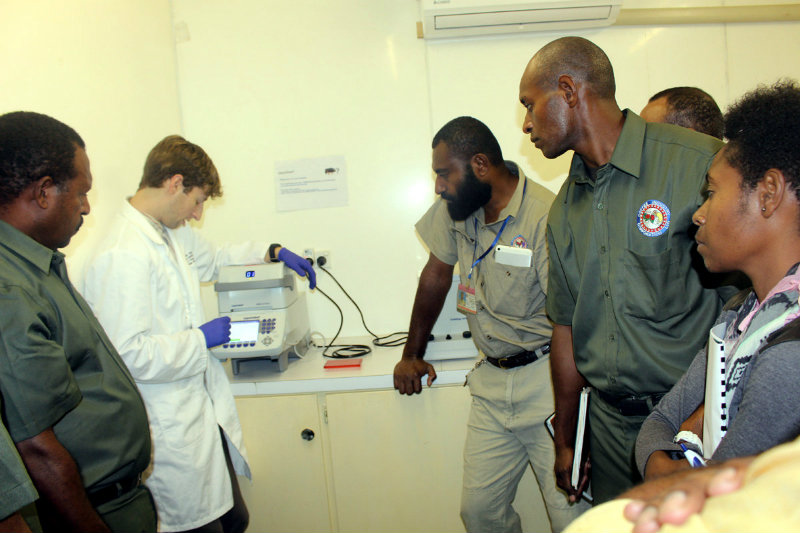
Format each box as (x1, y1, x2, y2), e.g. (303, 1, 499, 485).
(199, 316, 231, 348)
(278, 247, 316, 289)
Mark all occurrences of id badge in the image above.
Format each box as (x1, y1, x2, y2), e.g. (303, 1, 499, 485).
(457, 283, 477, 315)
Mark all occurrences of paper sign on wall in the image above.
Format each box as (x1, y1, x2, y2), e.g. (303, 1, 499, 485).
(274, 155, 348, 212)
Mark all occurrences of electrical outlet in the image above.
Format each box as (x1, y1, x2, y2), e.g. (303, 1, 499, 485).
(303, 248, 315, 266)
(317, 250, 331, 269)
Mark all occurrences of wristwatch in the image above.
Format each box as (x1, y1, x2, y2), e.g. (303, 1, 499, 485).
(673, 430, 704, 455)
(268, 243, 282, 263)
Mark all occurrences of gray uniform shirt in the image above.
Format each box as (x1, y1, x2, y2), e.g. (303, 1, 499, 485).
(416, 162, 554, 358)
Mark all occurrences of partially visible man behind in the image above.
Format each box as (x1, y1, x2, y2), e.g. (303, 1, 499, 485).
(1, 416, 36, 532)
(640, 86, 723, 139)
(518, 38, 727, 503)
(394, 117, 585, 532)
(0, 111, 155, 532)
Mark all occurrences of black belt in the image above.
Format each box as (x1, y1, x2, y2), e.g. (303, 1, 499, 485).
(87, 474, 142, 507)
(597, 390, 666, 417)
(485, 344, 550, 369)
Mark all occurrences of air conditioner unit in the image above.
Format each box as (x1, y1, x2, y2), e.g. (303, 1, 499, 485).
(420, 0, 622, 39)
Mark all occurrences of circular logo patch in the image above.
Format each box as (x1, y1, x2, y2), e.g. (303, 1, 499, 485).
(637, 200, 670, 237)
(511, 234, 528, 248)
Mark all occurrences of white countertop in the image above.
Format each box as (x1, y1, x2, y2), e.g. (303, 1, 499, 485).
(222, 337, 480, 397)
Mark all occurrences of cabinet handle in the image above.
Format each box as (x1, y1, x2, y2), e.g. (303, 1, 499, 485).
(301, 428, 315, 441)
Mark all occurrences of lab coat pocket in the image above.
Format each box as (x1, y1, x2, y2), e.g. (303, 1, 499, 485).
(620, 247, 691, 321)
(158, 381, 204, 450)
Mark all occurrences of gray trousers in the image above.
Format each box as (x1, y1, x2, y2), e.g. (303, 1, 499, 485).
(461, 358, 589, 533)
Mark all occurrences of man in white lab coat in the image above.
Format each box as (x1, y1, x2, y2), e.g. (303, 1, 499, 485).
(77, 135, 315, 533)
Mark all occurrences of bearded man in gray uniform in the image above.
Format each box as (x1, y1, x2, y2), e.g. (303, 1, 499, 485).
(394, 116, 585, 533)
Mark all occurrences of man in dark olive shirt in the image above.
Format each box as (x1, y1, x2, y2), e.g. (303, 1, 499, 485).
(518, 37, 728, 504)
(0, 111, 155, 532)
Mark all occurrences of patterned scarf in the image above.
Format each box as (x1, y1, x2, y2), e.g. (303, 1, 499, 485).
(704, 263, 800, 456)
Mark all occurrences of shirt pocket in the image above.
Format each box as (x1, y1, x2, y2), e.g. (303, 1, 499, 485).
(481, 262, 538, 319)
(620, 247, 692, 322)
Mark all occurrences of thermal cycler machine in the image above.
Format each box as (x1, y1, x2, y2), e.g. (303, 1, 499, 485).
(210, 263, 310, 375)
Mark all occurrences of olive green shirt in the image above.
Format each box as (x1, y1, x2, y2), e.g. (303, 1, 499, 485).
(0, 220, 151, 490)
(546, 111, 726, 397)
(416, 162, 554, 357)
(0, 413, 37, 520)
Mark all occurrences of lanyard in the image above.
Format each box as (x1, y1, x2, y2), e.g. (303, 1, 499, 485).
(468, 215, 510, 279)
(467, 178, 527, 280)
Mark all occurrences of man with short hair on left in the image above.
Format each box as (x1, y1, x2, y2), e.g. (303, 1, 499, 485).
(0, 110, 156, 532)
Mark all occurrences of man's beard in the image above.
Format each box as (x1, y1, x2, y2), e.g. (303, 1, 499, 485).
(444, 165, 492, 221)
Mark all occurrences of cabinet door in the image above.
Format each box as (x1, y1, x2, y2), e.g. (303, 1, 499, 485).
(325, 386, 548, 533)
(235, 395, 331, 533)
(325, 386, 470, 533)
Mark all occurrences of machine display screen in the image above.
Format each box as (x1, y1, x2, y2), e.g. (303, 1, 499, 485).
(229, 320, 259, 343)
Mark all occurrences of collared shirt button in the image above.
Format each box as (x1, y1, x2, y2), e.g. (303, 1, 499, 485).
(600, 246, 606, 253)
(609, 334, 615, 341)
(604, 290, 610, 297)
(597, 202, 604, 210)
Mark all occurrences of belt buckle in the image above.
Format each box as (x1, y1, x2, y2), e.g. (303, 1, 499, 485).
(619, 397, 649, 417)
(535, 343, 550, 358)
(496, 356, 510, 369)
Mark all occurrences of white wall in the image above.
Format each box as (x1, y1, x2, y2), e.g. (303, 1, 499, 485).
(171, 0, 434, 339)
(172, 0, 800, 340)
(3, 0, 800, 340)
(0, 0, 182, 255)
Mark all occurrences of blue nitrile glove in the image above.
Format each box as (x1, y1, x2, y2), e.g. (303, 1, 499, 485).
(278, 247, 317, 289)
(199, 316, 231, 348)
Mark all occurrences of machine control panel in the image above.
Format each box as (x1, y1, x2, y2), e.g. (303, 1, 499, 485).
(214, 315, 285, 356)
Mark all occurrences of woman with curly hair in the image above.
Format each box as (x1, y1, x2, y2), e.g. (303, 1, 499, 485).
(634, 79, 800, 482)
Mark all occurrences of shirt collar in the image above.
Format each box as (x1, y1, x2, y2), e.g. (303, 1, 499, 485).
(0, 219, 60, 275)
(122, 198, 169, 244)
(566, 109, 645, 186)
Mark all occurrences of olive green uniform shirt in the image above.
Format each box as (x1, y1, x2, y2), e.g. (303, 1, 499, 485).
(416, 162, 554, 357)
(0, 220, 151, 491)
(546, 111, 726, 397)
(0, 412, 37, 520)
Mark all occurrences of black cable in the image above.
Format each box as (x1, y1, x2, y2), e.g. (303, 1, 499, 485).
(317, 258, 408, 348)
(313, 284, 372, 358)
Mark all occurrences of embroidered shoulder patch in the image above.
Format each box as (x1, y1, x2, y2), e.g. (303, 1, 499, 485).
(637, 200, 670, 237)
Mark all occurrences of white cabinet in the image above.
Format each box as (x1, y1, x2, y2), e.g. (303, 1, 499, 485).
(236, 385, 548, 533)
(326, 387, 471, 533)
(235, 394, 332, 533)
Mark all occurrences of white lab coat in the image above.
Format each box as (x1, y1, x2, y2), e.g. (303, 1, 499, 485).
(77, 201, 266, 531)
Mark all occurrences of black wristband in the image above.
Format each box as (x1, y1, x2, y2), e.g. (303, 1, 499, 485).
(268, 243, 282, 263)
